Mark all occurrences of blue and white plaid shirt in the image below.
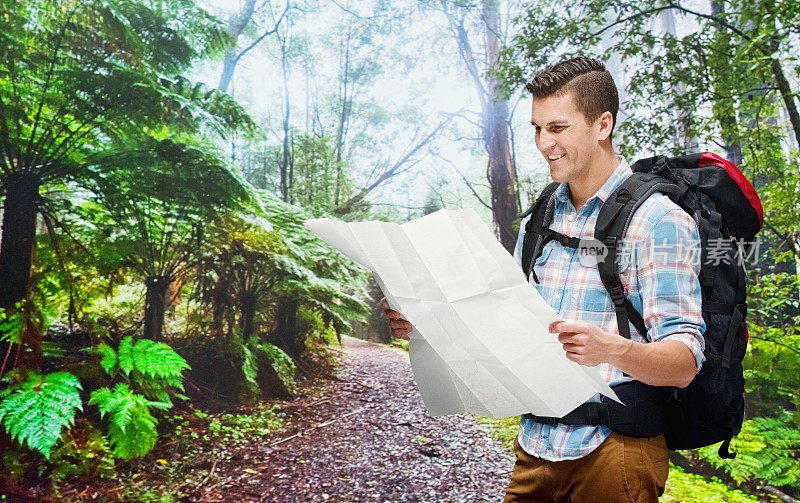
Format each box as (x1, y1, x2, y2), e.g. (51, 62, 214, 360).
(512, 157, 706, 461)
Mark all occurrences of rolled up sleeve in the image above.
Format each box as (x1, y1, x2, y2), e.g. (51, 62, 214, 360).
(634, 207, 706, 374)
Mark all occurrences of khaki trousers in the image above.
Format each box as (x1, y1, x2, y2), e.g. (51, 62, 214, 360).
(503, 432, 669, 503)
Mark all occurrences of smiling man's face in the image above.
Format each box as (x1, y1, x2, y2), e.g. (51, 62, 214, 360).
(530, 91, 604, 184)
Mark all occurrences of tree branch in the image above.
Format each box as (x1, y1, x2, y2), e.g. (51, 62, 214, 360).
(436, 154, 492, 211)
(232, 2, 293, 68)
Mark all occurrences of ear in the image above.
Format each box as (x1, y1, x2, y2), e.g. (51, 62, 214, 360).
(597, 111, 614, 142)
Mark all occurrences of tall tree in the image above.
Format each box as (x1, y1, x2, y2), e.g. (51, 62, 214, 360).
(218, 1, 292, 94)
(438, 0, 520, 252)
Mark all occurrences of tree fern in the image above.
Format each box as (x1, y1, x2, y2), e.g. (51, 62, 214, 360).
(0, 371, 83, 459)
(88, 384, 166, 460)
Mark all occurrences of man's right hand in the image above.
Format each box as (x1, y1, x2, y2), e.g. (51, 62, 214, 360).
(380, 297, 413, 340)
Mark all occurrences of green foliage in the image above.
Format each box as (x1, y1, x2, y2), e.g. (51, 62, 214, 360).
(48, 419, 116, 481)
(696, 412, 800, 490)
(661, 465, 758, 503)
(254, 339, 297, 392)
(290, 133, 355, 214)
(88, 383, 168, 460)
(232, 329, 296, 396)
(0, 306, 23, 344)
(474, 415, 520, 452)
(0, 371, 83, 459)
(745, 270, 800, 417)
(255, 190, 371, 335)
(88, 283, 147, 342)
(94, 335, 190, 404)
(81, 138, 254, 282)
(206, 403, 283, 447)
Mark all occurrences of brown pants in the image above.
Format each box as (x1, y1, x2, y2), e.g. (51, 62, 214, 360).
(503, 432, 669, 503)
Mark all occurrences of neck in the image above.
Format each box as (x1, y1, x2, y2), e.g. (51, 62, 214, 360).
(568, 144, 618, 210)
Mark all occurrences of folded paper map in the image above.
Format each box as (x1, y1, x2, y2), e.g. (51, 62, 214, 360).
(304, 209, 620, 418)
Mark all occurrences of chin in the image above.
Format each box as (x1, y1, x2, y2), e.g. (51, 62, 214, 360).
(549, 169, 568, 183)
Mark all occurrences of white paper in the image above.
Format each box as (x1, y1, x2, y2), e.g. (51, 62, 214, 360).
(304, 209, 620, 419)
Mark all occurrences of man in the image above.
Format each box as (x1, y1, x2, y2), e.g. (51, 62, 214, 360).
(381, 56, 706, 502)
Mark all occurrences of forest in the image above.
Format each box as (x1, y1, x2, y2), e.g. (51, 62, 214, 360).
(0, 0, 798, 501)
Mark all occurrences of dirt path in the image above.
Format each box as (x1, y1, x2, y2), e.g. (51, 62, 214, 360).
(199, 336, 515, 503)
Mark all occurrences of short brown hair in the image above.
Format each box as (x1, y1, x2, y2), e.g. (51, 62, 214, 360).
(526, 56, 619, 135)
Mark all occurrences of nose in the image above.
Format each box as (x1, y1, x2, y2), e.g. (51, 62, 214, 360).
(536, 129, 556, 152)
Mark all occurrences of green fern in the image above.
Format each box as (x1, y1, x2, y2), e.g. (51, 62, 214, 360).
(696, 411, 800, 489)
(256, 340, 296, 391)
(0, 371, 83, 459)
(96, 343, 117, 374)
(88, 384, 166, 460)
(94, 336, 190, 403)
(117, 336, 135, 376)
(131, 338, 189, 383)
(241, 339, 259, 392)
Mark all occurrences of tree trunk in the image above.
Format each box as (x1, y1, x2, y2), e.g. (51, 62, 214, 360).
(240, 291, 257, 339)
(278, 34, 293, 204)
(770, 42, 800, 150)
(218, 0, 257, 93)
(17, 294, 42, 372)
(482, 0, 519, 253)
(276, 297, 301, 358)
(144, 275, 169, 341)
(660, 9, 699, 153)
(710, 1, 743, 164)
(0, 172, 41, 310)
(210, 275, 227, 338)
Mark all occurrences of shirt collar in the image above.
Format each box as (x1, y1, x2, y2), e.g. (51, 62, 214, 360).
(553, 156, 631, 208)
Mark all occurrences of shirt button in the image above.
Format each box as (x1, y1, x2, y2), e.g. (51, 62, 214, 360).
(554, 291, 561, 298)
(562, 251, 570, 259)
(568, 214, 575, 222)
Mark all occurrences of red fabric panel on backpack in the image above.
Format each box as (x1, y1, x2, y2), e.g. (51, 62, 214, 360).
(745, 323, 749, 345)
(699, 153, 763, 228)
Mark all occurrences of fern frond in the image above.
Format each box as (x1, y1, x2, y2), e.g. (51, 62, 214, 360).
(131, 338, 190, 380)
(89, 384, 159, 460)
(0, 372, 83, 459)
(96, 343, 117, 376)
(117, 336, 135, 376)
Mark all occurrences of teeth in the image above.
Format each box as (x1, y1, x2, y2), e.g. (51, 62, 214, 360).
(549, 154, 565, 160)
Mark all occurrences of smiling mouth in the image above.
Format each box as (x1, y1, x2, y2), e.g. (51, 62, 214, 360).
(548, 153, 565, 161)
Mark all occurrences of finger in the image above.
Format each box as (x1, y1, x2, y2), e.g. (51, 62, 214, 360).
(557, 332, 581, 345)
(380, 297, 389, 309)
(550, 320, 587, 334)
(561, 343, 582, 353)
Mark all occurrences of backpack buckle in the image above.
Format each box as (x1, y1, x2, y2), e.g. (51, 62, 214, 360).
(607, 286, 625, 305)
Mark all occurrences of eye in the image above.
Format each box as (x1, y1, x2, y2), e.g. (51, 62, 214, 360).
(551, 125, 566, 132)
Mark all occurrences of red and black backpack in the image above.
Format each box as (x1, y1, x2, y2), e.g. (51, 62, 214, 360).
(519, 153, 763, 458)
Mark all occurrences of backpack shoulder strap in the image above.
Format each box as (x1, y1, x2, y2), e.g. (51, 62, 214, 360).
(520, 182, 560, 284)
(595, 172, 683, 339)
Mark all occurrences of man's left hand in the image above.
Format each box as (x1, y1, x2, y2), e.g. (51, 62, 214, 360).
(549, 320, 630, 367)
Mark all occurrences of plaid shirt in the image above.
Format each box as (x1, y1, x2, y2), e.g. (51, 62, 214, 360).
(512, 157, 706, 461)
